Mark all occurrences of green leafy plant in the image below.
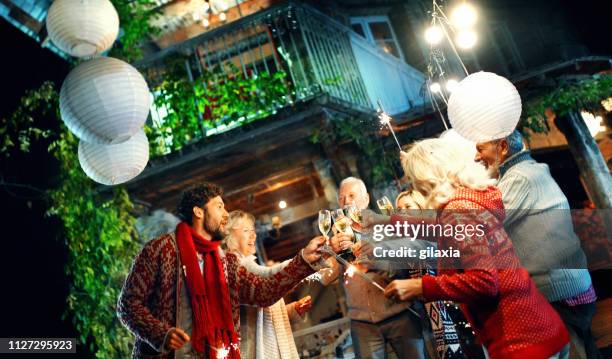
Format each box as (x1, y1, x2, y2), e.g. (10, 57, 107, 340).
(311, 115, 396, 186)
(147, 59, 291, 156)
(109, 0, 162, 62)
(521, 73, 612, 135)
(2, 83, 138, 358)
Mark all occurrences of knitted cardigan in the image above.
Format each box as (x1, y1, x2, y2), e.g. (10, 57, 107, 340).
(497, 151, 592, 302)
(117, 233, 313, 358)
(421, 186, 569, 359)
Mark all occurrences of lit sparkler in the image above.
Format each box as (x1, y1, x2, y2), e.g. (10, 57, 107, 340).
(376, 100, 403, 152)
(215, 344, 230, 359)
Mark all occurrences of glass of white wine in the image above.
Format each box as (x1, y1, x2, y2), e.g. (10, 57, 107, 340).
(376, 196, 394, 216)
(318, 210, 331, 239)
(346, 204, 363, 234)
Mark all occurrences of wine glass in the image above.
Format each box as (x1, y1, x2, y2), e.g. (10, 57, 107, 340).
(332, 208, 355, 261)
(318, 210, 331, 239)
(376, 196, 394, 216)
(346, 204, 363, 233)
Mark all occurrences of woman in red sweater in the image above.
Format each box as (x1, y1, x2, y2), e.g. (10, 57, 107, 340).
(384, 138, 569, 359)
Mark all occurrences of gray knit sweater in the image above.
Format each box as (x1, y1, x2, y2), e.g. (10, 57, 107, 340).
(497, 151, 592, 302)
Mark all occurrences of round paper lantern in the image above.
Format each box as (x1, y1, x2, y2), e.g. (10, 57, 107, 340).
(78, 130, 149, 185)
(447, 71, 522, 142)
(60, 57, 151, 145)
(46, 0, 119, 58)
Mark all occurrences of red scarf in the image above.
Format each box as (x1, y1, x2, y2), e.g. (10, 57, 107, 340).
(175, 222, 239, 358)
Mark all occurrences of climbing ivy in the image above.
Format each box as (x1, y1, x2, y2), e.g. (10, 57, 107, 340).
(521, 73, 612, 134)
(1, 83, 139, 357)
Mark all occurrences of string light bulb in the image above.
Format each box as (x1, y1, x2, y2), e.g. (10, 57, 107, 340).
(429, 82, 442, 93)
(456, 30, 477, 49)
(451, 3, 478, 29)
(425, 25, 443, 45)
(446, 79, 459, 92)
(219, 12, 227, 21)
(278, 200, 287, 209)
(201, 18, 209, 27)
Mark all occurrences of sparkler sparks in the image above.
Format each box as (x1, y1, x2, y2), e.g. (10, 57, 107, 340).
(215, 344, 230, 359)
(376, 100, 403, 152)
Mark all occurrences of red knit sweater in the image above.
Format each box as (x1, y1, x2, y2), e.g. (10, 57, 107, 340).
(421, 186, 569, 359)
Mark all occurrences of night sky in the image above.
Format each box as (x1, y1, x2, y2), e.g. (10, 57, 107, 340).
(0, 0, 609, 357)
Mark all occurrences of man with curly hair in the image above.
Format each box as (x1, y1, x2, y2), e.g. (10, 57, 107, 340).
(118, 182, 327, 358)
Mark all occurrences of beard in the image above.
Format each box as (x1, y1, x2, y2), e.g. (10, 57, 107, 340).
(484, 159, 501, 179)
(203, 216, 226, 241)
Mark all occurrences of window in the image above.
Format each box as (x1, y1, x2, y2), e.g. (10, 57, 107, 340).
(350, 16, 404, 60)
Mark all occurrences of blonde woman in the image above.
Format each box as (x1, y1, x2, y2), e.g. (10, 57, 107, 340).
(225, 210, 311, 359)
(384, 139, 570, 359)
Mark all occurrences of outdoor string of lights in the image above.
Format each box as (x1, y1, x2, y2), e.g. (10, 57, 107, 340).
(423, 1, 479, 129)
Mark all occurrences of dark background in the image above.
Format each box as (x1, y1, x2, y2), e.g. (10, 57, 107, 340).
(0, 0, 610, 357)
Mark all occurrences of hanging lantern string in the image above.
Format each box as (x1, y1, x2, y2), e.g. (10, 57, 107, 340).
(427, 84, 449, 130)
(432, 1, 470, 76)
(376, 100, 403, 152)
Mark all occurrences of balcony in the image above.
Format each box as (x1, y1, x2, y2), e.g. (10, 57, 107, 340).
(136, 1, 426, 156)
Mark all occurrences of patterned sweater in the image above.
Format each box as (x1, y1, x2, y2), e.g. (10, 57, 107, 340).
(421, 186, 569, 359)
(117, 233, 314, 358)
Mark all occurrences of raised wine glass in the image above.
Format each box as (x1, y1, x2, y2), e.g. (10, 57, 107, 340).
(376, 196, 395, 216)
(318, 210, 331, 240)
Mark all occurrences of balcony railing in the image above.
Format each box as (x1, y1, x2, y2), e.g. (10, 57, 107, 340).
(136, 2, 425, 156)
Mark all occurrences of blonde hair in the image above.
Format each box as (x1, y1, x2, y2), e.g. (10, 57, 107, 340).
(224, 210, 255, 253)
(396, 189, 427, 210)
(400, 138, 495, 209)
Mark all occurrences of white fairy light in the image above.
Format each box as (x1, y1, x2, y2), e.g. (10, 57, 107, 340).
(456, 30, 477, 49)
(278, 200, 287, 209)
(425, 25, 443, 45)
(429, 82, 442, 93)
(451, 3, 477, 29)
(202, 18, 210, 27)
(219, 12, 227, 21)
(446, 79, 459, 92)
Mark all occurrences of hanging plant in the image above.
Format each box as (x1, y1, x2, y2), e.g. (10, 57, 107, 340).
(521, 73, 612, 135)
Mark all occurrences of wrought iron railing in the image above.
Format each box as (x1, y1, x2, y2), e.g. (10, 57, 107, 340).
(136, 2, 425, 155)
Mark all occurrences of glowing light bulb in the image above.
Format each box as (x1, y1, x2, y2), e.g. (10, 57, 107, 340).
(429, 82, 442, 93)
(202, 18, 210, 27)
(219, 12, 227, 21)
(451, 3, 478, 29)
(446, 79, 459, 92)
(456, 30, 477, 49)
(425, 25, 443, 45)
(278, 200, 287, 209)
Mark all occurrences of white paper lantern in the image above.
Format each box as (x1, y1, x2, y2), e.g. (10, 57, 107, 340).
(46, 0, 119, 58)
(78, 130, 149, 185)
(447, 71, 522, 142)
(60, 57, 151, 145)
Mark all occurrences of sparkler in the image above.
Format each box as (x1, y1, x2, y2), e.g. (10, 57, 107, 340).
(320, 246, 385, 291)
(320, 245, 421, 318)
(215, 344, 230, 359)
(377, 100, 403, 152)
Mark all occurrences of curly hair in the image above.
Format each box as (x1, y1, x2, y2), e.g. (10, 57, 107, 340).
(400, 138, 495, 209)
(176, 182, 223, 224)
